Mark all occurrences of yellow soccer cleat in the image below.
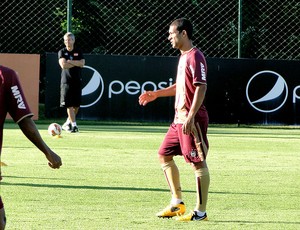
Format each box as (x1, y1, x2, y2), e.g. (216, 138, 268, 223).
(175, 211, 208, 221)
(0, 161, 7, 166)
(156, 202, 186, 218)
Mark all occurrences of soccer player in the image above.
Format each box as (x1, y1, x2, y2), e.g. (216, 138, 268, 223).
(58, 32, 85, 133)
(139, 18, 210, 221)
(0, 65, 62, 230)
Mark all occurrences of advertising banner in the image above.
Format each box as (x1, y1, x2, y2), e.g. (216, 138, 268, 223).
(45, 54, 177, 122)
(0, 53, 40, 120)
(45, 54, 300, 124)
(208, 58, 300, 124)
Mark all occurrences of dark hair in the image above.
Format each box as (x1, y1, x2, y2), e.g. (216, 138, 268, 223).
(171, 18, 193, 40)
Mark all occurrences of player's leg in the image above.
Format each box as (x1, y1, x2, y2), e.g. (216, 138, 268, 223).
(175, 121, 210, 221)
(67, 107, 79, 133)
(193, 161, 210, 217)
(160, 155, 183, 202)
(74, 107, 79, 116)
(68, 82, 81, 133)
(156, 123, 185, 218)
(60, 84, 72, 131)
(192, 120, 210, 218)
(0, 197, 6, 230)
(67, 107, 76, 123)
(62, 118, 71, 131)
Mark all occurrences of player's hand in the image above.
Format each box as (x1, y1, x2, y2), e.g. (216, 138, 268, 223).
(182, 116, 194, 135)
(45, 151, 62, 169)
(139, 91, 157, 106)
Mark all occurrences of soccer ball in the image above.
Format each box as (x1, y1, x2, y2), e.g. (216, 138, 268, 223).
(48, 123, 62, 136)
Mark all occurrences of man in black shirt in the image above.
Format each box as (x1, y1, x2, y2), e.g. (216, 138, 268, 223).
(58, 32, 85, 133)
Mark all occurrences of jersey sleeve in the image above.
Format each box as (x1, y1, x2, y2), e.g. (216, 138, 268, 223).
(188, 51, 207, 85)
(7, 70, 33, 123)
(58, 49, 65, 60)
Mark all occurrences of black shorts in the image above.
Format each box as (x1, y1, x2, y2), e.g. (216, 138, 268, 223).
(60, 82, 81, 107)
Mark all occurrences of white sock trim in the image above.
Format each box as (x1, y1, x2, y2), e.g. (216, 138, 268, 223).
(194, 210, 206, 216)
(171, 198, 183, 205)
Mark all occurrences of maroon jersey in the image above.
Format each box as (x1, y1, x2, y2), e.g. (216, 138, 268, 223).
(174, 47, 208, 124)
(0, 66, 33, 154)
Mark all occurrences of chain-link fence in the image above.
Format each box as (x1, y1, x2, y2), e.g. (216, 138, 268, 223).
(1, 0, 64, 55)
(1, 0, 298, 114)
(1, 0, 299, 59)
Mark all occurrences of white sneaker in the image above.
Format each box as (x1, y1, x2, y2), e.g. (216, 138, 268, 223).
(62, 123, 71, 132)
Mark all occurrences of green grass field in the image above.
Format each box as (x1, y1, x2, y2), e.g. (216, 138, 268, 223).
(1, 122, 299, 230)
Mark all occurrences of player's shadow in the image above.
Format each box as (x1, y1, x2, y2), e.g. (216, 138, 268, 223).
(1, 181, 258, 195)
(1, 181, 185, 193)
(3, 175, 69, 180)
(212, 220, 300, 225)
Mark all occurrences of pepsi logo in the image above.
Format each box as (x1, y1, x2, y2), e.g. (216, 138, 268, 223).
(80, 65, 104, 108)
(246, 70, 288, 113)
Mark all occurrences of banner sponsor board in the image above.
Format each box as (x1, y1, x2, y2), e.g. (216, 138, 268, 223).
(45, 54, 300, 124)
(0, 53, 40, 120)
(45, 54, 176, 122)
(207, 58, 300, 124)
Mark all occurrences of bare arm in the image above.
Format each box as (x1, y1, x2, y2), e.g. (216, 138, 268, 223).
(59, 58, 85, 69)
(67, 59, 85, 67)
(183, 84, 207, 135)
(0, 207, 5, 230)
(59, 58, 73, 69)
(139, 84, 176, 106)
(18, 117, 62, 169)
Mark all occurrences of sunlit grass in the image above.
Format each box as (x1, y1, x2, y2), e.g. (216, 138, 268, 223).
(1, 123, 299, 229)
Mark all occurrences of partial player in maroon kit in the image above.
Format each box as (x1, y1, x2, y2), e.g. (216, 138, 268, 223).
(0, 65, 62, 230)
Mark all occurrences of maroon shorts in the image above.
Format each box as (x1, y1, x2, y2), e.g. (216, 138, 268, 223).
(0, 196, 3, 209)
(158, 120, 209, 163)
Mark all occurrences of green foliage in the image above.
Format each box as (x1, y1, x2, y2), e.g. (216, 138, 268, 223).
(241, 0, 300, 59)
(54, 7, 84, 35)
(2, 0, 299, 59)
